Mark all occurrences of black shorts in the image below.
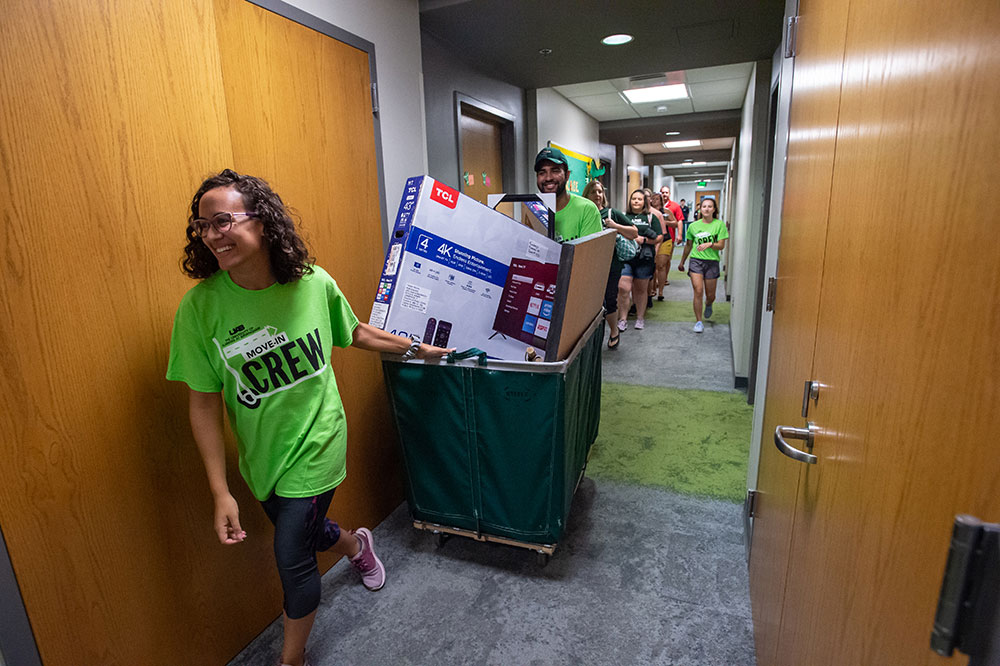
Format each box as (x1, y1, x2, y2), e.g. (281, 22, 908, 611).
(688, 257, 721, 279)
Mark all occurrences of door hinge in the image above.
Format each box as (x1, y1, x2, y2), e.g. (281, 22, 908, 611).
(765, 276, 777, 311)
(746, 489, 759, 518)
(784, 16, 799, 58)
(371, 82, 379, 115)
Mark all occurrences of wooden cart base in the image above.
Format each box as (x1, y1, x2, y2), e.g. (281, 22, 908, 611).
(412, 520, 556, 563)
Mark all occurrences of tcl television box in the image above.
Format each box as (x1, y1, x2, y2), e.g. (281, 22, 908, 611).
(369, 177, 615, 361)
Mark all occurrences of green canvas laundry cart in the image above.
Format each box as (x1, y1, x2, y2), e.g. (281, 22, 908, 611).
(382, 315, 604, 561)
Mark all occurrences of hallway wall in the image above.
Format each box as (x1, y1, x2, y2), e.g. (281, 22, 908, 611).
(421, 30, 529, 194)
(729, 59, 772, 383)
(531, 88, 601, 178)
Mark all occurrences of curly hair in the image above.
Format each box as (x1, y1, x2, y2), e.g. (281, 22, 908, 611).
(181, 169, 314, 283)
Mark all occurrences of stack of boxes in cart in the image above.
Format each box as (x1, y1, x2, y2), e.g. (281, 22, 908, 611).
(369, 177, 614, 361)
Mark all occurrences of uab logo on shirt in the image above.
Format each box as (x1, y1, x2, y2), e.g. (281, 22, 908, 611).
(217, 326, 327, 409)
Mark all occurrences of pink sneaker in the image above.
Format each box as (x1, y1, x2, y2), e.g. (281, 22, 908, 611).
(635, 319, 645, 330)
(617, 319, 627, 332)
(350, 527, 386, 591)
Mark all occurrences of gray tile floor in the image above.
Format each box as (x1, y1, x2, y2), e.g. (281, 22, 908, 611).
(229, 250, 756, 666)
(228, 481, 755, 666)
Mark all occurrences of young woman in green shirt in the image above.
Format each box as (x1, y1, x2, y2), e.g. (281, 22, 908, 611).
(677, 198, 729, 333)
(167, 170, 452, 666)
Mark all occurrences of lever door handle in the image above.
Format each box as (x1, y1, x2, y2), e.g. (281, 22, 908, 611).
(774, 422, 818, 464)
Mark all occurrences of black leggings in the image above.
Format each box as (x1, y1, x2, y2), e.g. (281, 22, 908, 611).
(260, 488, 341, 619)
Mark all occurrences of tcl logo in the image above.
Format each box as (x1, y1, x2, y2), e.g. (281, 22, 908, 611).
(429, 181, 459, 209)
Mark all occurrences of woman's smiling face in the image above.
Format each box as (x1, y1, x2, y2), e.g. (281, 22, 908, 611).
(197, 186, 268, 276)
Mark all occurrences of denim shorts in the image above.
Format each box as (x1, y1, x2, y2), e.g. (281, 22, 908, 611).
(622, 257, 655, 280)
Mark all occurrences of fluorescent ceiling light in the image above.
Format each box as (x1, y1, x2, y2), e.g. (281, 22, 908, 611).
(601, 34, 634, 46)
(691, 161, 707, 165)
(623, 84, 688, 103)
(662, 140, 701, 149)
(664, 131, 681, 136)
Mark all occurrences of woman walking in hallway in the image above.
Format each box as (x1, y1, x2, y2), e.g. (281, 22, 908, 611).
(677, 197, 728, 333)
(617, 189, 662, 331)
(166, 170, 451, 666)
(582, 179, 636, 350)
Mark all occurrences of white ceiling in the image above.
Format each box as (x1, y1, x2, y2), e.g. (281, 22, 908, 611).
(553, 61, 752, 155)
(632, 137, 736, 154)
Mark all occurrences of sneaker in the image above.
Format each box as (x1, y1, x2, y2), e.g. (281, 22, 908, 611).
(635, 319, 645, 330)
(693, 321, 704, 333)
(350, 528, 386, 591)
(617, 319, 627, 332)
(704, 304, 713, 319)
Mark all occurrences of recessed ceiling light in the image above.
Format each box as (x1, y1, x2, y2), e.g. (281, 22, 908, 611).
(655, 105, 668, 112)
(538, 48, 552, 56)
(683, 158, 694, 162)
(665, 131, 681, 136)
(623, 84, 688, 104)
(663, 139, 701, 149)
(601, 34, 634, 46)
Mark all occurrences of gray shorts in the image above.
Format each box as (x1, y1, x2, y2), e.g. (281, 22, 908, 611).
(688, 257, 721, 279)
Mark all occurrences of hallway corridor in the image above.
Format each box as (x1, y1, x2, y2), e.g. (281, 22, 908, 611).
(229, 251, 756, 666)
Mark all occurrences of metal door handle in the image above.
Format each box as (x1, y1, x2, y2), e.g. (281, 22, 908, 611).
(774, 422, 818, 464)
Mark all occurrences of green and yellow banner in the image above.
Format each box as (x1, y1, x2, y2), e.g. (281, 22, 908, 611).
(550, 142, 604, 195)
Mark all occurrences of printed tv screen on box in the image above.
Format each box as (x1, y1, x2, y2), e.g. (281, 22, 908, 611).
(369, 177, 563, 360)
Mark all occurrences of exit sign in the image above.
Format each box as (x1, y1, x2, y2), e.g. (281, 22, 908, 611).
(697, 181, 707, 187)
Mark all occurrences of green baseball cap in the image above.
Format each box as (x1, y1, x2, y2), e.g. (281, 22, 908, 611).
(534, 147, 568, 171)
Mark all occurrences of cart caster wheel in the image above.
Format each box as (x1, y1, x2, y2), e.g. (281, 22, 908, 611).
(436, 532, 451, 548)
(536, 551, 550, 567)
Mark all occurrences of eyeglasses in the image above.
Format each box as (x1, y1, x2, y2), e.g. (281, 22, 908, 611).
(191, 212, 255, 237)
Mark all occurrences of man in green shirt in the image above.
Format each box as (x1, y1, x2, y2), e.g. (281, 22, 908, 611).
(534, 147, 602, 242)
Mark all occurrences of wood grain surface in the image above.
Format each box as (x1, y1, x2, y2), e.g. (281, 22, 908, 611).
(0, 0, 392, 663)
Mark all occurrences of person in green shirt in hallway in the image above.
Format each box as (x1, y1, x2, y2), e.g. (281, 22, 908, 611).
(534, 147, 602, 242)
(677, 197, 729, 333)
(166, 169, 452, 666)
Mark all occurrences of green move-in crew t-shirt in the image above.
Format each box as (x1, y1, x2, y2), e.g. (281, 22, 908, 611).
(686, 218, 729, 261)
(166, 266, 359, 501)
(555, 193, 603, 242)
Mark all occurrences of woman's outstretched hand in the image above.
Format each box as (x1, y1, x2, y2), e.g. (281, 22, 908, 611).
(214, 492, 246, 545)
(416, 343, 454, 359)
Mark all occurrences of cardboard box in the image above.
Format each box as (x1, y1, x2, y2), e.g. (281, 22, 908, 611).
(369, 176, 615, 361)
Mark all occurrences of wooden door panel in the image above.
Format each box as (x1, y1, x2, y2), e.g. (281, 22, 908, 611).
(0, 1, 237, 664)
(747, 0, 851, 663)
(460, 107, 504, 205)
(212, 0, 400, 560)
(778, 0, 1000, 663)
(0, 0, 391, 663)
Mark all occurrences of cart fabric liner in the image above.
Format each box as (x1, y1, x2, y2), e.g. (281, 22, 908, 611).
(383, 315, 603, 547)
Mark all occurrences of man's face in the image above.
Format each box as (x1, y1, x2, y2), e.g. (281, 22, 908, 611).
(536, 163, 567, 196)
(660, 187, 670, 201)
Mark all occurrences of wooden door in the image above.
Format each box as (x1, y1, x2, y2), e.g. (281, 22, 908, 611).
(459, 104, 504, 205)
(0, 1, 390, 664)
(213, 0, 400, 546)
(695, 190, 721, 211)
(746, 0, 849, 660)
(750, 0, 1000, 664)
(626, 169, 642, 204)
